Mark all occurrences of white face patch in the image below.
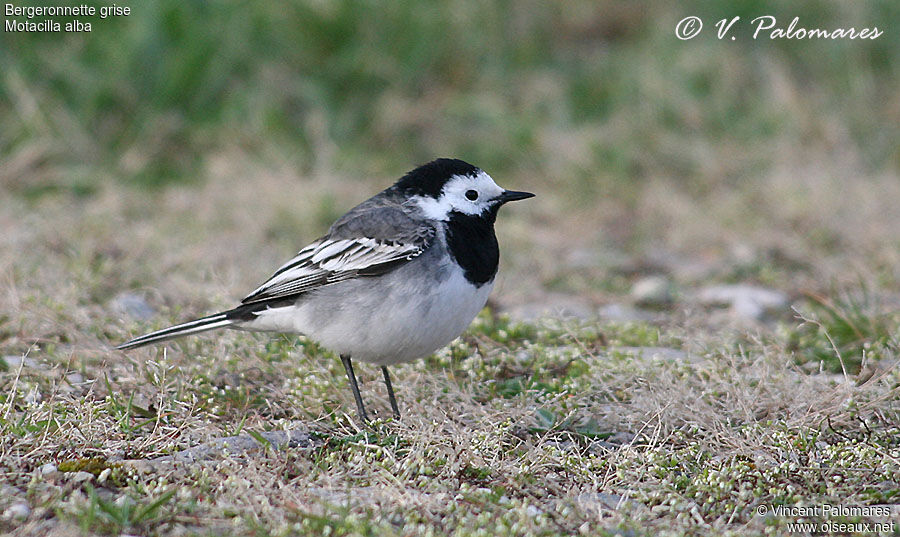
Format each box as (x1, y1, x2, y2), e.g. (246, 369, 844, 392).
(412, 171, 505, 221)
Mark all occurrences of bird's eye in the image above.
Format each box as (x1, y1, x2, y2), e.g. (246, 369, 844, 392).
(465, 189, 479, 201)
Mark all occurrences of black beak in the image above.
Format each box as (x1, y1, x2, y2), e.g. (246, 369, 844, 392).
(497, 190, 535, 204)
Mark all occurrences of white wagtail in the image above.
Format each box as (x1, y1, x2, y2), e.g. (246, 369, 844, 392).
(117, 158, 534, 420)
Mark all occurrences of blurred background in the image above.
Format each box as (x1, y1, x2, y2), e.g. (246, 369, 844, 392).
(2, 0, 899, 361)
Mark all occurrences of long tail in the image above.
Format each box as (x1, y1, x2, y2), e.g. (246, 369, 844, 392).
(116, 312, 235, 350)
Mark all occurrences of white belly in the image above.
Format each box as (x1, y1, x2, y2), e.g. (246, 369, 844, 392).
(241, 256, 494, 365)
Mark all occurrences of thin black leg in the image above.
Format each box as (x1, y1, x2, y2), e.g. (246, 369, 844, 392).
(340, 354, 368, 422)
(381, 366, 400, 419)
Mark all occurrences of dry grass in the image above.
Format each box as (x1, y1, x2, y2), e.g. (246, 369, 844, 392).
(2, 154, 900, 536)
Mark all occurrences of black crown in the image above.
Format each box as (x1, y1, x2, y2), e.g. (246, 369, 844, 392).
(394, 158, 480, 198)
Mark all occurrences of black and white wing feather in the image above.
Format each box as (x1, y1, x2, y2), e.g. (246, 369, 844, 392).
(240, 234, 431, 304)
(240, 197, 435, 305)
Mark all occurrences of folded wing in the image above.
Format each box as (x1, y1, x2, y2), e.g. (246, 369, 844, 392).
(241, 196, 435, 306)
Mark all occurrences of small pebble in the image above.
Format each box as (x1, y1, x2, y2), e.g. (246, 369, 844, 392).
(71, 471, 94, 483)
(614, 347, 687, 361)
(575, 492, 627, 510)
(505, 296, 594, 321)
(564, 247, 601, 269)
(110, 292, 156, 321)
(98, 468, 112, 483)
(695, 284, 788, 321)
(3, 503, 30, 520)
(39, 463, 58, 477)
(3, 356, 38, 369)
(630, 276, 674, 306)
(66, 372, 85, 384)
(597, 303, 657, 322)
(24, 388, 42, 405)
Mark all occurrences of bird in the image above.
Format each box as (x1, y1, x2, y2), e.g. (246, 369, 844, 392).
(116, 158, 534, 421)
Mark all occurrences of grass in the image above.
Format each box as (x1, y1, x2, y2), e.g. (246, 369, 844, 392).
(2, 160, 900, 537)
(2, 215, 899, 536)
(70, 485, 177, 534)
(789, 286, 900, 375)
(3, 0, 900, 535)
(2, 170, 899, 536)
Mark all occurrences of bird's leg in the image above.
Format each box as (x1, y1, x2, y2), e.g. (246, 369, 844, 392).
(381, 366, 400, 419)
(340, 354, 368, 422)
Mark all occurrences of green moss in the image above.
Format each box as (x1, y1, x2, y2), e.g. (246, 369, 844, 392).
(57, 457, 120, 475)
(57, 457, 127, 487)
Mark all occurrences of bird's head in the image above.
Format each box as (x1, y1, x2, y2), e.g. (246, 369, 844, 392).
(395, 158, 534, 222)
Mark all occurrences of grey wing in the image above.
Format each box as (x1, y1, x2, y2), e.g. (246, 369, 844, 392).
(240, 203, 434, 305)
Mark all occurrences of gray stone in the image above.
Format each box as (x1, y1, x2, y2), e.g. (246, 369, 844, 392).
(696, 284, 788, 320)
(630, 276, 674, 307)
(150, 427, 314, 464)
(2, 503, 30, 520)
(3, 356, 38, 369)
(575, 492, 628, 510)
(66, 372, 85, 384)
(613, 347, 687, 361)
(597, 303, 657, 322)
(606, 431, 637, 445)
(70, 471, 94, 483)
(24, 388, 42, 405)
(110, 292, 156, 321)
(39, 463, 58, 477)
(729, 243, 758, 266)
(564, 247, 601, 269)
(97, 468, 112, 484)
(505, 295, 595, 322)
